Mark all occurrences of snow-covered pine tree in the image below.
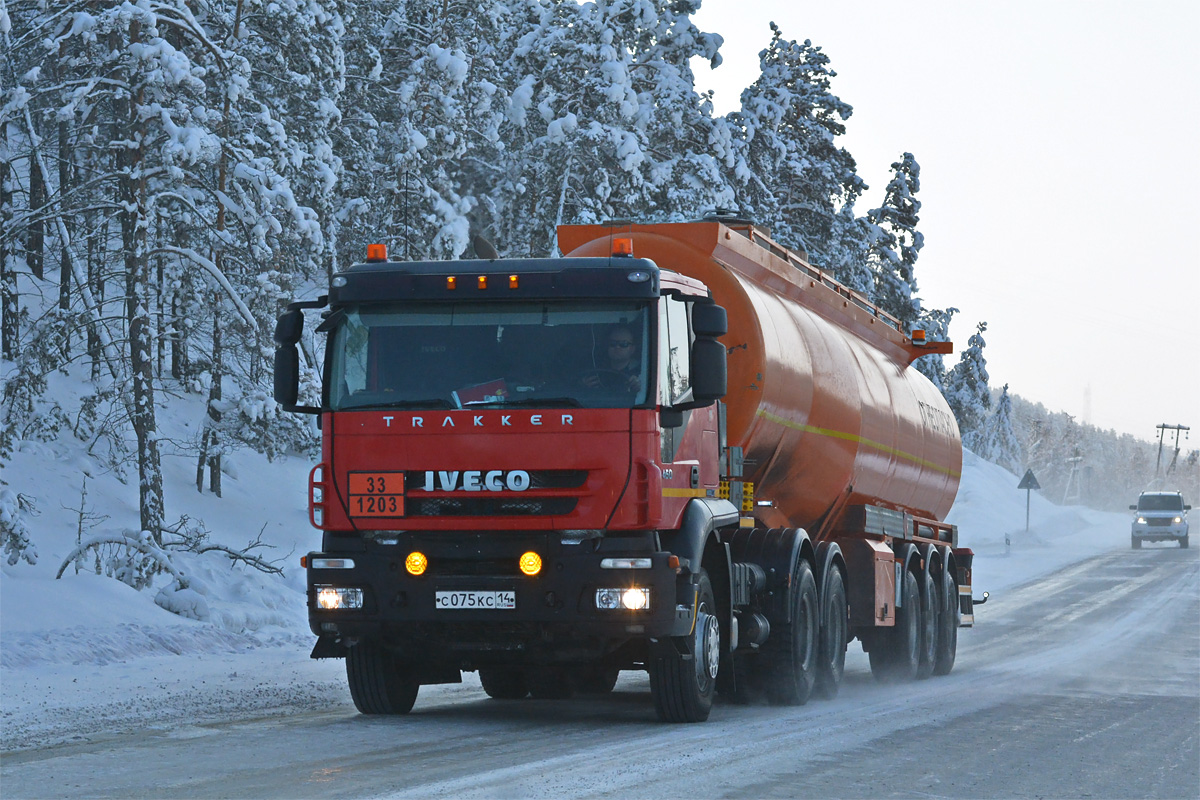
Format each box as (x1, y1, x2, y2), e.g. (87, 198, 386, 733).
(971, 383, 1022, 470)
(822, 205, 873, 297)
(618, 0, 734, 219)
(729, 23, 864, 263)
(340, 0, 509, 262)
(867, 152, 923, 330)
(944, 321, 992, 443)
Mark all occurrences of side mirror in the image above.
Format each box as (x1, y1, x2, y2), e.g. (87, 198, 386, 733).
(274, 309, 304, 346)
(1129, 505, 1137, 511)
(274, 345, 300, 406)
(1186, 505, 1193, 511)
(692, 303, 727, 338)
(689, 338, 726, 404)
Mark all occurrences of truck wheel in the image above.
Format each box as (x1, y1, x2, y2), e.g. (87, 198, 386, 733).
(871, 569, 920, 682)
(479, 667, 529, 699)
(346, 642, 419, 715)
(1182, 535, 1189, 549)
(813, 567, 847, 700)
(650, 570, 719, 722)
(1132, 535, 1141, 550)
(933, 567, 959, 676)
(915, 568, 937, 680)
(527, 667, 575, 699)
(764, 559, 818, 706)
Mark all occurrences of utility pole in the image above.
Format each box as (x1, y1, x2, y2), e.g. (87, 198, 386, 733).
(1063, 456, 1083, 505)
(1155, 424, 1190, 478)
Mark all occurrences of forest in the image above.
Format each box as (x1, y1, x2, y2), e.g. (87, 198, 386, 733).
(1, 0, 1186, 565)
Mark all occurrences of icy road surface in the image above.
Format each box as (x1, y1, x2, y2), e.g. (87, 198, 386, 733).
(3, 546, 1197, 799)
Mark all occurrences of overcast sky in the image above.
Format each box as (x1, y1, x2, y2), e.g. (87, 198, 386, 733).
(689, 0, 1199, 445)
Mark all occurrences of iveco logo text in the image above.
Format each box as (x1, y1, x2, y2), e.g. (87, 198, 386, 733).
(420, 470, 531, 492)
(381, 414, 575, 428)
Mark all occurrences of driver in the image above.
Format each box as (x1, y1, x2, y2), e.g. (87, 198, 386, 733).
(582, 325, 641, 392)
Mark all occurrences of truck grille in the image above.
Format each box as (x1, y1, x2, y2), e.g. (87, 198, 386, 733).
(405, 497, 578, 517)
(1146, 518, 1175, 527)
(403, 470, 587, 490)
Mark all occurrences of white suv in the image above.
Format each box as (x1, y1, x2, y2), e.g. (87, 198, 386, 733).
(1130, 491, 1190, 549)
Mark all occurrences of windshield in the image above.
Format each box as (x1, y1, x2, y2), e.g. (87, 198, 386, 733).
(327, 301, 652, 411)
(1138, 494, 1184, 512)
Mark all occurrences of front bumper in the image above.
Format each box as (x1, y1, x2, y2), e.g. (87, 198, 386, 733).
(1131, 523, 1188, 541)
(305, 532, 695, 660)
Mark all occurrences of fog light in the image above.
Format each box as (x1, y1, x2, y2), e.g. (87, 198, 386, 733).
(596, 587, 650, 611)
(519, 551, 542, 576)
(316, 586, 363, 610)
(406, 552, 427, 576)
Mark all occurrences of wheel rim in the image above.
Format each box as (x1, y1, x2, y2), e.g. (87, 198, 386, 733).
(696, 609, 720, 686)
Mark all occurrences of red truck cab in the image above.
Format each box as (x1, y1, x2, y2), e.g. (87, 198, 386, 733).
(275, 248, 733, 718)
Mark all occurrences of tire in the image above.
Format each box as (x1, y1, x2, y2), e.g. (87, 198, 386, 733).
(650, 569, 719, 723)
(527, 667, 575, 700)
(933, 566, 959, 676)
(764, 559, 819, 706)
(346, 642, 419, 715)
(479, 667, 529, 700)
(871, 569, 920, 683)
(813, 567, 847, 700)
(915, 567, 937, 680)
(1182, 535, 1189, 549)
(1132, 535, 1141, 550)
(577, 666, 620, 694)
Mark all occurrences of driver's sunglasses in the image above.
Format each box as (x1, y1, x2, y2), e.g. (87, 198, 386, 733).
(608, 340, 634, 349)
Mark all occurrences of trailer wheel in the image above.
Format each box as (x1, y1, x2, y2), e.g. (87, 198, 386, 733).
(915, 568, 938, 680)
(650, 570, 719, 722)
(933, 567, 959, 676)
(764, 559, 818, 706)
(346, 642, 419, 714)
(479, 667, 529, 699)
(871, 569, 920, 682)
(813, 567, 847, 700)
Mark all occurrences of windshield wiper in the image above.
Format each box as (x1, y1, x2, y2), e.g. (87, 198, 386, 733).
(462, 396, 583, 408)
(342, 398, 455, 410)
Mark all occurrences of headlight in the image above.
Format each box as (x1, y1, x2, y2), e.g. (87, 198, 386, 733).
(596, 587, 651, 611)
(315, 585, 363, 610)
(1137, 517, 1146, 524)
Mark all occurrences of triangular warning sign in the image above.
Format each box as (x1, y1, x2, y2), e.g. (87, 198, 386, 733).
(1017, 469, 1041, 490)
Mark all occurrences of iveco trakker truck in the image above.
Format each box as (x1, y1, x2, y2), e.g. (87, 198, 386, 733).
(274, 218, 976, 722)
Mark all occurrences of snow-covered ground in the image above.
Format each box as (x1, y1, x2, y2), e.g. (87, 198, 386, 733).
(0, 392, 1137, 752)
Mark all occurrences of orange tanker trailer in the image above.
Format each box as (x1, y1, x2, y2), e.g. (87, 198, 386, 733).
(278, 216, 977, 724)
(561, 218, 976, 699)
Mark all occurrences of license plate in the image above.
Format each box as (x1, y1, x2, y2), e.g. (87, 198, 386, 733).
(435, 590, 516, 610)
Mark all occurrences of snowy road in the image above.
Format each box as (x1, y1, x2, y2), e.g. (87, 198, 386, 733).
(3, 545, 1197, 799)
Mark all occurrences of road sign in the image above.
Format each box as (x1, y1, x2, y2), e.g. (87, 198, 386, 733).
(1018, 469, 1040, 532)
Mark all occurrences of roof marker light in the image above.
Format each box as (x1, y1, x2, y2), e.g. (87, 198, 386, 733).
(509, 274, 519, 289)
(912, 329, 927, 345)
(366, 243, 388, 262)
(627, 270, 651, 283)
(447, 276, 457, 290)
(477, 275, 488, 290)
